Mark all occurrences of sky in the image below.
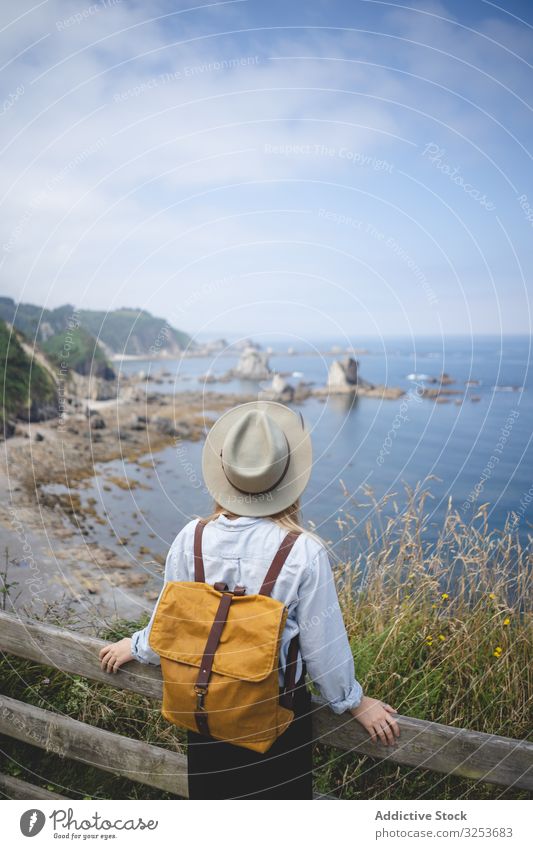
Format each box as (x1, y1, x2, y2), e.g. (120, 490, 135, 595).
(1, 0, 532, 343)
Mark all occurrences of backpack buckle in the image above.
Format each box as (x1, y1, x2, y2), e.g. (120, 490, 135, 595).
(195, 685, 207, 710)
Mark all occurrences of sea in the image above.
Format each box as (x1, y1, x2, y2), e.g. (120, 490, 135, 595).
(51, 335, 532, 568)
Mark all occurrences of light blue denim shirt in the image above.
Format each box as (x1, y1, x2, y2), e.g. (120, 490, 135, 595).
(130, 514, 363, 714)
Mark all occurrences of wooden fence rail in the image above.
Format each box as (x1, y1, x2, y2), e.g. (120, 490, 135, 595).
(0, 611, 532, 798)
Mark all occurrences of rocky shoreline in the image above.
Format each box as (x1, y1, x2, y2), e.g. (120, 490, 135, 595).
(0, 383, 258, 627)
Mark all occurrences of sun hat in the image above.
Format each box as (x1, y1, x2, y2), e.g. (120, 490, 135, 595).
(201, 400, 313, 517)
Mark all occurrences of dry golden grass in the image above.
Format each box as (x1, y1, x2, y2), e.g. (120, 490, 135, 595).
(332, 479, 531, 739)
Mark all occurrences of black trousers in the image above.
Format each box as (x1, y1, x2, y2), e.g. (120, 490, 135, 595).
(186, 675, 313, 800)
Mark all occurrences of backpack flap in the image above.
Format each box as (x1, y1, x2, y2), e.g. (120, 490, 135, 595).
(148, 581, 288, 682)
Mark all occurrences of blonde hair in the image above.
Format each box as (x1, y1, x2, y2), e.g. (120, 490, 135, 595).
(201, 496, 327, 549)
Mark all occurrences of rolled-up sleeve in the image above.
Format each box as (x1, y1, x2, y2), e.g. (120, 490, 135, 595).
(130, 538, 181, 665)
(295, 545, 363, 714)
(130, 583, 164, 665)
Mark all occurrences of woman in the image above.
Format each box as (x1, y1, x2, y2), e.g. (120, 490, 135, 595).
(99, 400, 400, 799)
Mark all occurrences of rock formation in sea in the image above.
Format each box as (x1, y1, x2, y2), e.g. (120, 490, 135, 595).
(312, 356, 405, 399)
(231, 346, 272, 380)
(258, 373, 295, 402)
(328, 357, 358, 389)
(326, 357, 375, 392)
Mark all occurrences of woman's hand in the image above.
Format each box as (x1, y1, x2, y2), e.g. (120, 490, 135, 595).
(99, 638, 134, 674)
(350, 696, 400, 746)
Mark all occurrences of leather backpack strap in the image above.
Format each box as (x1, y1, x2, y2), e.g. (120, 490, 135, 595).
(259, 530, 301, 597)
(194, 590, 233, 736)
(193, 518, 208, 582)
(259, 531, 303, 710)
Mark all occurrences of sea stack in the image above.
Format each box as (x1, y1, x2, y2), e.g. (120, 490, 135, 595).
(232, 346, 272, 380)
(327, 357, 362, 390)
(258, 373, 295, 402)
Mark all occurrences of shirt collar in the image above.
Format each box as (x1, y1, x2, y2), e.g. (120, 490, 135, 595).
(213, 514, 265, 530)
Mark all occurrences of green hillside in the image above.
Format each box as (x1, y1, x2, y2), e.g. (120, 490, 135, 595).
(0, 298, 191, 356)
(41, 326, 115, 379)
(77, 307, 190, 355)
(0, 319, 57, 432)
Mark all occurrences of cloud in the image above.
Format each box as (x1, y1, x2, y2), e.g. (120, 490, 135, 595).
(0, 0, 531, 335)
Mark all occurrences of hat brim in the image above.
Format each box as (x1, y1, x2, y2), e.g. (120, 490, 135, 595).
(201, 400, 312, 517)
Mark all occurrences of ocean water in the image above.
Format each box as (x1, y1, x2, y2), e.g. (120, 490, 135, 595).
(58, 335, 531, 569)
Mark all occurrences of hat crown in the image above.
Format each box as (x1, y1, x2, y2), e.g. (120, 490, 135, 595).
(221, 409, 289, 494)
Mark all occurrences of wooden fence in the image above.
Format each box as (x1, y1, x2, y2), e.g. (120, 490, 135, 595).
(0, 610, 531, 799)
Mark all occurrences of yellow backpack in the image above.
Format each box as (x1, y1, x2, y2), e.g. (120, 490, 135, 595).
(148, 518, 302, 753)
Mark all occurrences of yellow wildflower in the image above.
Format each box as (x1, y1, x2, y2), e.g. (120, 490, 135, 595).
(503, 618, 510, 626)
(438, 634, 446, 641)
(489, 593, 496, 600)
(431, 603, 437, 609)
(441, 593, 449, 600)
